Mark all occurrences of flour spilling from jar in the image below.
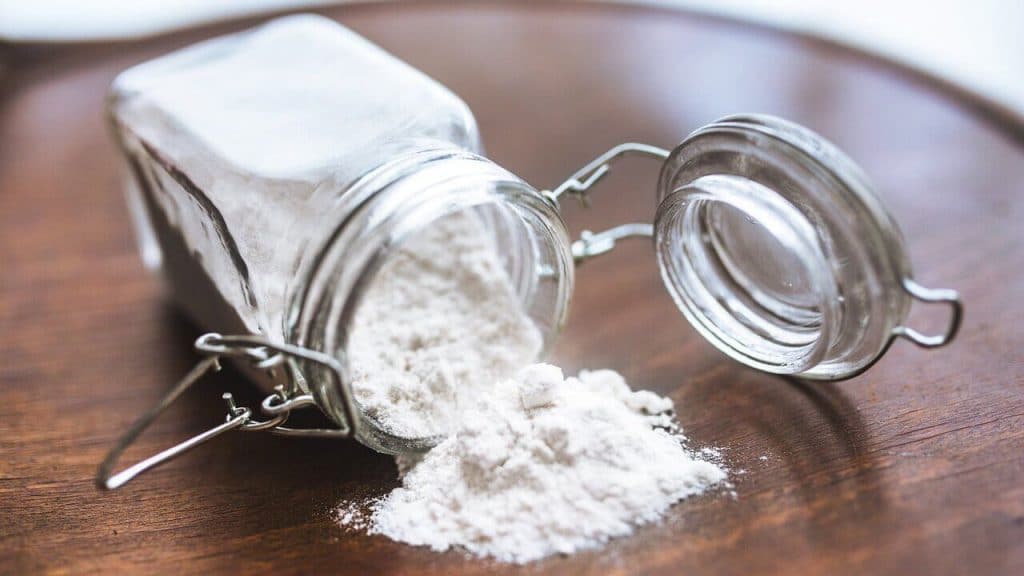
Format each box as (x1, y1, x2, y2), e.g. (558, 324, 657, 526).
(347, 212, 543, 439)
(343, 210, 727, 563)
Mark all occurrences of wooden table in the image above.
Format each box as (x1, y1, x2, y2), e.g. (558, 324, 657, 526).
(2, 2, 1022, 574)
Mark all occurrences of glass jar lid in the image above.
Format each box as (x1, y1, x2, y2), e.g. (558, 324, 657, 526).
(652, 114, 961, 379)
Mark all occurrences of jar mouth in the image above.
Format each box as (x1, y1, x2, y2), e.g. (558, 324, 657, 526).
(289, 150, 573, 453)
(656, 174, 839, 374)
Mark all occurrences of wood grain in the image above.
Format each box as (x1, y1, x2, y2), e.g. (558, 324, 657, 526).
(1, 2, 1022, 574)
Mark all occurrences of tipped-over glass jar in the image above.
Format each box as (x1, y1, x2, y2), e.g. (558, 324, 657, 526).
(98, 15, 961, 489)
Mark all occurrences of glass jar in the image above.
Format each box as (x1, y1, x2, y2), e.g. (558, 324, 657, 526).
(98, 15, 960, 489)
(107, 14, 573, 456)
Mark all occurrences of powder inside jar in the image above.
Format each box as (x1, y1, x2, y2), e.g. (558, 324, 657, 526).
(347, 210, 543, 439)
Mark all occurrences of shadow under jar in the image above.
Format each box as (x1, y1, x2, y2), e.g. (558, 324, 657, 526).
(97, 14, 961, 490)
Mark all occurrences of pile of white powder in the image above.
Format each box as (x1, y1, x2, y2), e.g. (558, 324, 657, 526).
(344, 211, 727, 563)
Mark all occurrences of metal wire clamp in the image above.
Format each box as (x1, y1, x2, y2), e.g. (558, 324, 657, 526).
(96, 333, 355, 490)
(542, 142, 670, 264)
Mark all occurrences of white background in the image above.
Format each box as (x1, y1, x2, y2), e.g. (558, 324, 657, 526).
(2, 0, 1022, 119)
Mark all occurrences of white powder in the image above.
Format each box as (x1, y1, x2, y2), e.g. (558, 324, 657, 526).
(370, 364, 727, 563)
(348, 212, 543, 438)
(335, 500, 372, 532)
(343, 211, 727, 563)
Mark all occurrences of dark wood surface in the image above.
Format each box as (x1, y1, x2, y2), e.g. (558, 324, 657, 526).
(2, 2, 1022, 574)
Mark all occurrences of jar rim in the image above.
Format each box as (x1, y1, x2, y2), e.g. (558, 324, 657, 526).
(287, 147, 574, 452)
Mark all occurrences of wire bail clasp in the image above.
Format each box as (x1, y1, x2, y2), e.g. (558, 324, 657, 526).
(542, 142, 669, 264)
(892, 278, 963, 348)
(96, 333, 355, 490)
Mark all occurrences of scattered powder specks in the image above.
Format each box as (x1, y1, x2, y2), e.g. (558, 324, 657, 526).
(335, 501, 371, 532)
(700, 446, 725, 459)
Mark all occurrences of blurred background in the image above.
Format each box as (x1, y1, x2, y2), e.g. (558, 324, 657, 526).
(2, 0, 1022, 121)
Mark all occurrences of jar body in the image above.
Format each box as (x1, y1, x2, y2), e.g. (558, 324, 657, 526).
(109, 15, 575, 446)
(109, 14, 482, 346)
